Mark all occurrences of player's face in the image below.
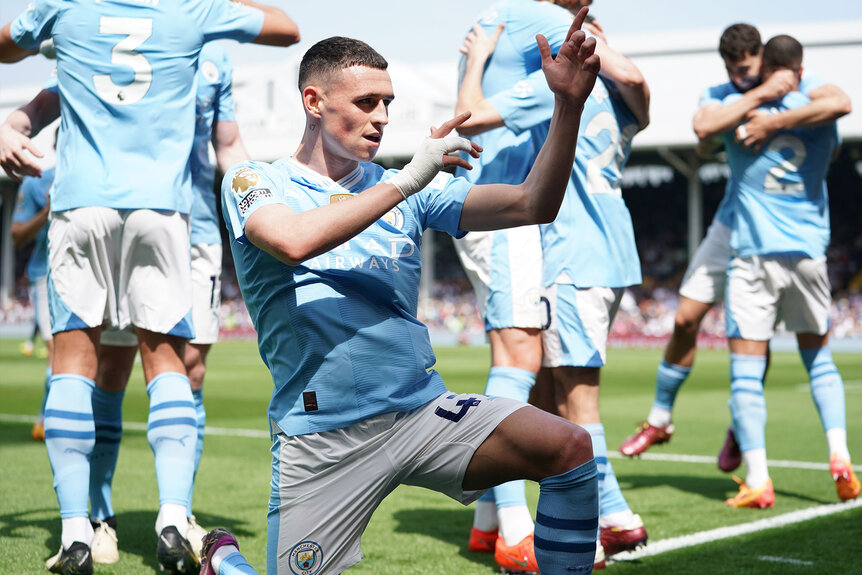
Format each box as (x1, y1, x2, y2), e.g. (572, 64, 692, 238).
(319, 66, 394, 163)
(724, 52, 761, 92)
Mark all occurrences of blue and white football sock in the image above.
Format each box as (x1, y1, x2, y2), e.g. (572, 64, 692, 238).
(583, 423, 630, 520)
(648, 360, 691, 427)
(147, 372, 196, 536)
(484, 367, 536, 544)
(216, 549, 257, 575)
(728, 354, 768, 452)
(534, 460, 598, 575)
(187, 387, 206, 516)
(728, 354, 769, 487)
(89, 386, 124, 521)
(472, 491, 498, 531)
(800, 346, 849, 458)
(44, 374, 96, 548)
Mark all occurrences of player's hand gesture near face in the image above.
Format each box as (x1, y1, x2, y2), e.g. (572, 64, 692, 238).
(537, 7, 600, 106)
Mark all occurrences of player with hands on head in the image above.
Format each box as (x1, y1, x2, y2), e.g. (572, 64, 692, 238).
(202, 12, 603, 575)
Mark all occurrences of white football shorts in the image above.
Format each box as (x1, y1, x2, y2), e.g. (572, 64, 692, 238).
(454, 226, 546, 331)
(47, 207, 193, 338)
(267, 392, 524, 575)
(726, 255, 831, 341)
(542, 284, 624, 368)
(31, 275, 52, 341)
(190, 243, 222, 345)
(678, 219, 731, 304)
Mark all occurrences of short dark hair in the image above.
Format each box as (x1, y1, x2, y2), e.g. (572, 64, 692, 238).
(762, 34, 803, 71)
(298, 36, 389, 91)
(719, 23, 762, 62)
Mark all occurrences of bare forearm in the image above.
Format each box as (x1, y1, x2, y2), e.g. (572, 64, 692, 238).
(232, 0, 299, 46)
(455, 59, 503, 136)
(247, 183, 404, 265)
(0, 23, 38, 63)
(213, 122, 250, 173)
(694, 91, 769, 140)
(775, 91, 851, 130)
(595, 42, 649, 129)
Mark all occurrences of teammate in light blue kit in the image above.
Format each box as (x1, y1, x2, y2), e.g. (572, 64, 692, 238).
(88, 40, 251, 564)
(455, 2, 650, 565)
(0, 2, 298, 573)
(208, 23, 605, 575)
(12, 164, 54, 441)
(721, 34, 859, 508)
(619, 23, 852, 465)
(451, 2, 580, 569)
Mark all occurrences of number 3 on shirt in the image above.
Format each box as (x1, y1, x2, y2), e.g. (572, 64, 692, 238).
(93, 17, 153, 106)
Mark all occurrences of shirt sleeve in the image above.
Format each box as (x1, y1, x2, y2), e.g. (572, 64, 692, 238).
(799, 74, 826, 95)
(215, 51, 237, 123)
(394, 172, 472, 238)
(698, 84, 726, 109)
(222, 162, 285, 244)
(43, 72, 58, 93)
(9, 0, 60, 50)
(490, 68, 554, 134)
(192, 0, 264, 44)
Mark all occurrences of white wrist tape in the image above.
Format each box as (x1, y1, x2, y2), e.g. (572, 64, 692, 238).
(388, 134, 473, 199)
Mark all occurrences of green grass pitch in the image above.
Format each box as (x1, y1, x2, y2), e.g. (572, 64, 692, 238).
(1, 338, 860, 574)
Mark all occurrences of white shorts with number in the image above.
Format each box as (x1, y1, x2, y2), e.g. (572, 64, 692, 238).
(47, 207, 193, 338)
(267, 392, 524, 575)
(454, 226, 546, 331)
(31, 276, 52, 341)
(542, 284, 624, 368)
(190, 243, 222, 345)
(678, 219, 731, 304)
(726, 255, 831, 341)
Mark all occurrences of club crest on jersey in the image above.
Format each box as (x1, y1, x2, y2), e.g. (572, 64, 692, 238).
(201, 60, 219, 83)
(381, 206, 404, 229)
(238, 188, 272, 216)
(288, 541, 323, 575)
(232, 168, 260, 195)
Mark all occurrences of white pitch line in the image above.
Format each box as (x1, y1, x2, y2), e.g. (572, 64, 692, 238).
(0, 413, 270, 439)
(608, 449, 862, 472)
(1, 413, 859, 470)
(758, 556, 814, 566)
(612, 499, 862, 562)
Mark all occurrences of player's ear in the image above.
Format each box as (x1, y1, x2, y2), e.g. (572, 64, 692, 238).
(302, 85, 324, 119)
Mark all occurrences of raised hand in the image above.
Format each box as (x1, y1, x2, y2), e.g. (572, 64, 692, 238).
(460, 23, 505, 66)
(536, 7, 600, 106)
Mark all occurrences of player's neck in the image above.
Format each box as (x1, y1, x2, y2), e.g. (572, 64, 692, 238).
(293, 135, 358, 183)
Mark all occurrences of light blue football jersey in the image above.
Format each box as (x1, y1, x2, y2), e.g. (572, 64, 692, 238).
(455, 0, 574, 187)
(190, 42, 236, 246)
(698, 75, 826, 228)
(541, 78, 642, 287)
(13, 167, 55, 281)
(723, 91, 838, 259)
(222, 159, 472, 436)
(11, 0, 263, 214)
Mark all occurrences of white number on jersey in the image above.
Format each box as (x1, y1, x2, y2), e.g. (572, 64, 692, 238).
(583, 111, 636, 196)
(93, 17, 153, 106)
(763, 134, 807, 195)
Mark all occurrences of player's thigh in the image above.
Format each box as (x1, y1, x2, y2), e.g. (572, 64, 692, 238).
(119, 210, 193, 337)
(678, 219, 731, 304)
(484, 226, 546, 331)
(781, 256, 831, 336)
(399, 392, 524, 494)
(47, 207, 123, 332)
(189, 243, 222, 346)
(542, 285, 622, 369)
(726, 256, 781, 341)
